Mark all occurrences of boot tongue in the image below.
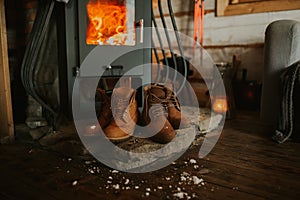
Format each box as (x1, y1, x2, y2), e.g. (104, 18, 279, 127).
(111, 87, 133, 118)
(150, 86, 166, 99)
(165, 88, 173, 98)
(112, 87, 133, 102)
(164, 83, 174, 98)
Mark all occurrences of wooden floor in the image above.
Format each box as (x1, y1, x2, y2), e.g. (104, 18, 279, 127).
(1, 111, 300, 199)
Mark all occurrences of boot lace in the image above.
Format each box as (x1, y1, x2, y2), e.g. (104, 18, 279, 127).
(147, 93, 168, 118)
(166, 92, 181, 110)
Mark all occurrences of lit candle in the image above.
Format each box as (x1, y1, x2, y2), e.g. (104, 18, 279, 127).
(212, 98, 228, 114)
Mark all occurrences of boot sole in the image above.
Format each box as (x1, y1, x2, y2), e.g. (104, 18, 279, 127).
(82, 133, 131, 143)
(107, 135, 131, 142)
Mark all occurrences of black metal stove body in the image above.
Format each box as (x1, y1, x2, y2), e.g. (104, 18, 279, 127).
(61, 0, 152, 109)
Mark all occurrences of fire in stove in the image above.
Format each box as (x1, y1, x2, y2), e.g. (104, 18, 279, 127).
(86, 0, 135, 46)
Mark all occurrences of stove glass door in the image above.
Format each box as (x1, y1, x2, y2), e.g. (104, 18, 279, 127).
(77, 0, 151, 77)
(86, 0, 135, 46)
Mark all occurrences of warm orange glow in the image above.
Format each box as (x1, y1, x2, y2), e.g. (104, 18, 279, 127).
(212, 98, 228, 113)
(86, 0, 134, 45)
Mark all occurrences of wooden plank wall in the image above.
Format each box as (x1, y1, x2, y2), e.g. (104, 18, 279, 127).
(0, 0, 14, 141)
(153, 0, 300, 81)
(217, 0, 300, 16)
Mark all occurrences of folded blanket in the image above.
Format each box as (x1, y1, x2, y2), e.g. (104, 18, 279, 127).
(273, 61, 300, 143)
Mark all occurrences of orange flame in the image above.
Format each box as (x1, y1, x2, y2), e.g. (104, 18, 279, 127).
(86, 0, 133, 45)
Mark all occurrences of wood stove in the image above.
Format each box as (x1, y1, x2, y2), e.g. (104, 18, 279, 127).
(59, 0, 152, 110)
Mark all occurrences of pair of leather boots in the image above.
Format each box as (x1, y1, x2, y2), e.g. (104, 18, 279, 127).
(86, 84, 190, 143)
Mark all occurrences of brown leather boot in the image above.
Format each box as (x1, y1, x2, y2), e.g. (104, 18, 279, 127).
(85, 88, 112, 135)
(104, 87, 139, 142)
(165, 85, 190, 129)
(142, 85, 175, 144)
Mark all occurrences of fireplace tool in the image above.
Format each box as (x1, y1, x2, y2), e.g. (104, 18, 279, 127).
(152, 0, 190, 94)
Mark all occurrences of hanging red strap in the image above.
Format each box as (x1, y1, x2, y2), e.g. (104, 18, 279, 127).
(194, 0, 200, 48)
(200, 0, 205, 46)
(194, 0, 204, 48)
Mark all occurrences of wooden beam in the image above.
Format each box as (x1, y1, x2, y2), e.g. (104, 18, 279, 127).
(0, 0, 14, 141)
(216, 0, 230, 16)
(154, 9, 214, 19)
(216, 0, 300, 16)
(233, 0, 280, 4)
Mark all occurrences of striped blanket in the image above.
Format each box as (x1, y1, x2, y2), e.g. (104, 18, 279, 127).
(273, 61, 300, 143)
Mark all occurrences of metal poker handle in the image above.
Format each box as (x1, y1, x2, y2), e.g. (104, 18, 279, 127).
(136, 19, 144, 43)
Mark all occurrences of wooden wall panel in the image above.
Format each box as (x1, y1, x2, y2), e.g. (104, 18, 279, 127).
(217, 0, 300, 16)
(152, 0, 300, 81)
(0, 0, 14, 141)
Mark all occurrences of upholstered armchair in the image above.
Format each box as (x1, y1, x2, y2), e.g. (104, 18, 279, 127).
(261, 20, 300, 131)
